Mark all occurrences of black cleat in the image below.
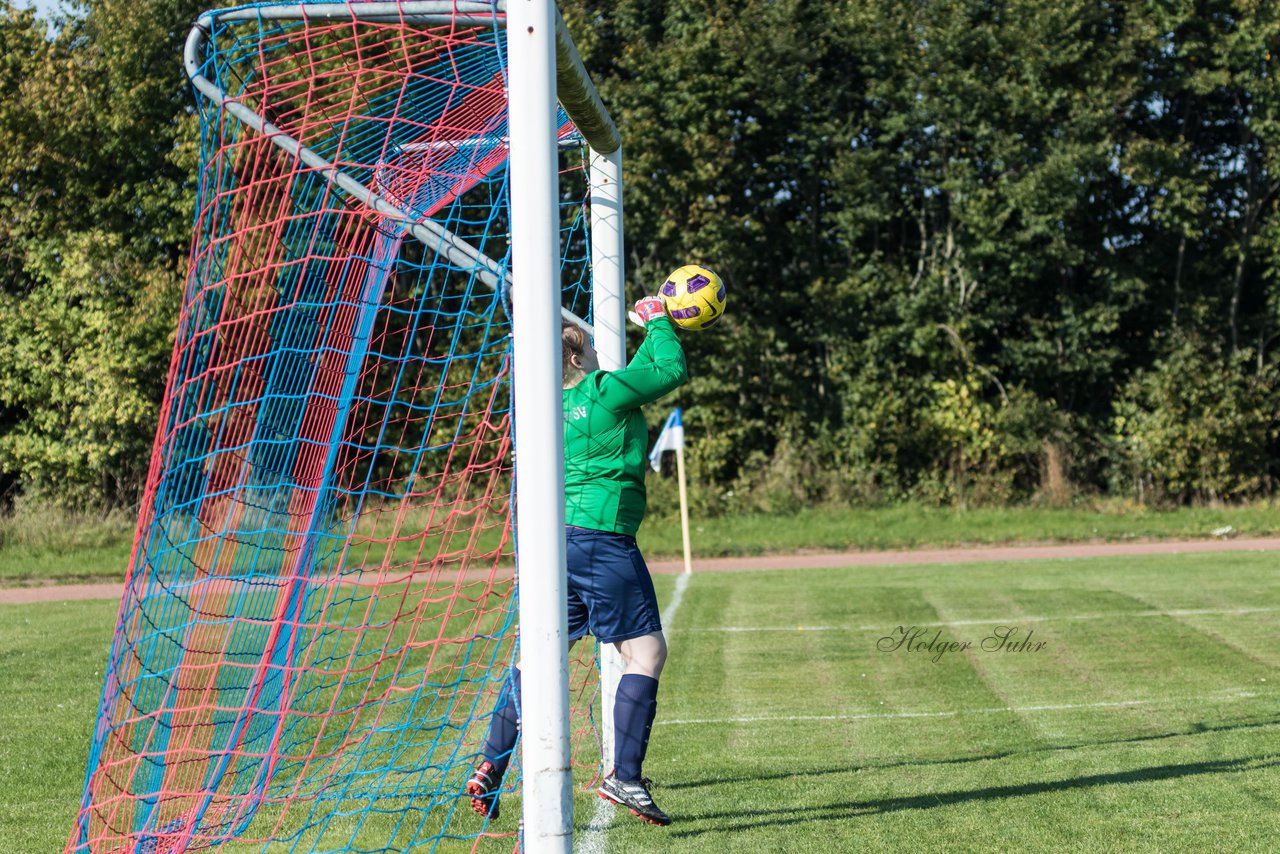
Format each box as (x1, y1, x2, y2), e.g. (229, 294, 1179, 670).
(467, 760, 502, 821)
(598, 772, 671, 826)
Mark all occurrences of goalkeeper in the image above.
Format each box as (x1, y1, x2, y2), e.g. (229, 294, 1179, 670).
(468, 295, 687, 827)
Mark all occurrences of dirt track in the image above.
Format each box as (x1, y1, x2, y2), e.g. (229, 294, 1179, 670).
(4, 536, 1279, 606)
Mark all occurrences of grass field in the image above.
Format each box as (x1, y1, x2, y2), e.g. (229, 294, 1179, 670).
(4, 548, 1280, 852)
(4, 501, 1280, 585)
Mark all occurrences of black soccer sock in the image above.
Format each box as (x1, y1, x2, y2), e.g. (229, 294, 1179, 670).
(482, 667, 522, 779)
(613, 673, 659, 781)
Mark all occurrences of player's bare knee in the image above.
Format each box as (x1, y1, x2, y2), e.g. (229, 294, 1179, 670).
(651, 633, 668, 673)
(618, 632, 667, 678)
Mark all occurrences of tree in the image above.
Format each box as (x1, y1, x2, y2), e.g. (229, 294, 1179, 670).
(0, 0, 202, 506)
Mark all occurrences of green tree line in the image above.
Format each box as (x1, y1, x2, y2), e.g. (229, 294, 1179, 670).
(2, 0, 1279, 512)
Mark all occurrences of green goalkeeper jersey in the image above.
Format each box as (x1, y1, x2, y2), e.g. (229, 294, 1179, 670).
(563, 317, 688, 536)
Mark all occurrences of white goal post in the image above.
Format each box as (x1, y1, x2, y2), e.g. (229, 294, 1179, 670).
(507, 1, 625, 851)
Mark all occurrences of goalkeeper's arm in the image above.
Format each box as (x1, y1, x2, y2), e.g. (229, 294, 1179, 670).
(595, 298, 687, 410)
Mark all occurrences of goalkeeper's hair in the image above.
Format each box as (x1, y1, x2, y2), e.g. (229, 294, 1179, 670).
(562, 322, 588, 381)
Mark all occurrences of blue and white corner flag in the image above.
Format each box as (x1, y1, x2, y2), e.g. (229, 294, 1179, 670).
(650, 407, 695, 574)
(649, 407, 684, 471)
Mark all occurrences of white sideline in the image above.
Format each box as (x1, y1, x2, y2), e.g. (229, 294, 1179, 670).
(677, 605, 1280, 634)
(656, 687, 1271, 727)
(661, 572, 691, 627)
(577, 572, 690, 854)
(577, 798, 613, 854)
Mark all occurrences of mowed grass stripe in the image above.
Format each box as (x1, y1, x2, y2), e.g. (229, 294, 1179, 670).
(4, 553, 1280, 852)
(916, 588, 1172, 745)
(609, 553, 1280, 853)
(657, 687, 1269, 725)
(670, 576, 1034, 751)
(1097, 586, 1280, 671)
(926, 583, 1277, 747)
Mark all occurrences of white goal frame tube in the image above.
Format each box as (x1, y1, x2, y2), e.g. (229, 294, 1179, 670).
(590, 148, 626, 363)
(509, 0, 572, 851)
(589, 147, 627, 770)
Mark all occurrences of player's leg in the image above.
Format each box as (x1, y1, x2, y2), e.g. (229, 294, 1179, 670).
(567, 528, 672, 825)
(466, 666, 520, 819)
(614, 631, 665, 779)
(619, 630, 667, 677)
(468, 584, 589, 821)
(597, 629, 670, 824)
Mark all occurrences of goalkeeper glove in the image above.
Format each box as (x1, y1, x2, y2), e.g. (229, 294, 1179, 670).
(633, 296, 667, 325)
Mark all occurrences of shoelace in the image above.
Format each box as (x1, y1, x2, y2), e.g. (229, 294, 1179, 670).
(616, 779, 655, 806)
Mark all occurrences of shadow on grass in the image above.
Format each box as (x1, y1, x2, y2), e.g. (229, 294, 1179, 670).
(667, 754, 1280, 838)
(661, 710, 1280, 793)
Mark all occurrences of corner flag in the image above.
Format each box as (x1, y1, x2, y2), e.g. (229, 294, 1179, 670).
(649, 407, 684, 471)
(648, 407, 693, 575)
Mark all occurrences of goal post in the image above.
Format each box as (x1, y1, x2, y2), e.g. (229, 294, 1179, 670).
(508, 0, 582, 848)
(587, 146, 628, 778)
(68, 2, 623, 852)
(508, 2, 626, 848)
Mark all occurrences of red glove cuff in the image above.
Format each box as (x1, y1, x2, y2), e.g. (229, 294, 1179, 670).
(634, 296, 667, 324)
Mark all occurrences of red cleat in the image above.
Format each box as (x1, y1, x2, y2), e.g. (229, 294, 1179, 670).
(466, 760, 502, 821)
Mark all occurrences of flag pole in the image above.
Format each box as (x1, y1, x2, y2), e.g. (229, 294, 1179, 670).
(675, 446, 693, 575)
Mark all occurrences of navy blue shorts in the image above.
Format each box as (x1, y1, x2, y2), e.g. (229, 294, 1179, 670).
(566, 527, 662, 644)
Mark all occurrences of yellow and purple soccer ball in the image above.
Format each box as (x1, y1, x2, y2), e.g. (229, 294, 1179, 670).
(659, 264, 727, 331)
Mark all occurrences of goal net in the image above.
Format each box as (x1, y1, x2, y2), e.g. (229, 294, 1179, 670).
(68, 2, 619, 851)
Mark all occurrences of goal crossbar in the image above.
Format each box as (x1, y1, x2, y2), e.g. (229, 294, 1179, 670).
(182, 0, 612, 333)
